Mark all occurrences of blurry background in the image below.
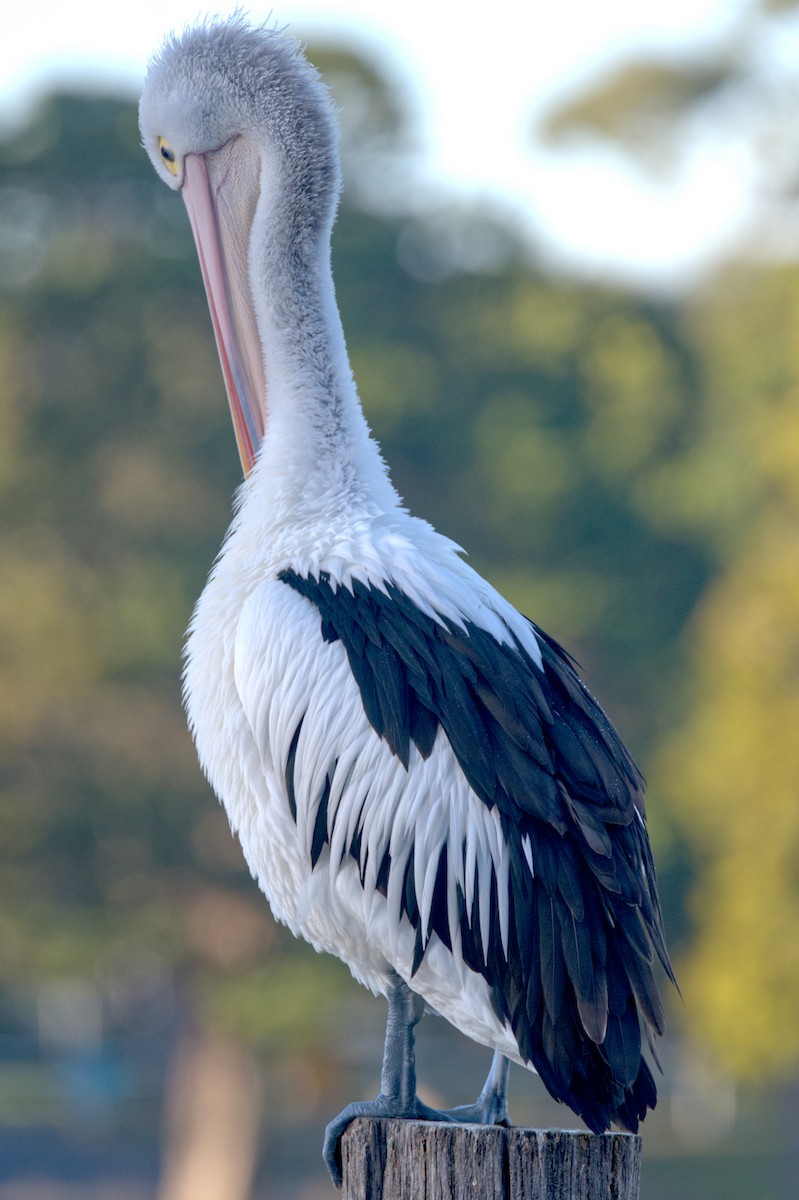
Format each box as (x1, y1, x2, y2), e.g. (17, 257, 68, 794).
(2, 0, 799, 1197)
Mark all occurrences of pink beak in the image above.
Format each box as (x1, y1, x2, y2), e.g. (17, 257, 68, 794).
(181, 150, 266, 476)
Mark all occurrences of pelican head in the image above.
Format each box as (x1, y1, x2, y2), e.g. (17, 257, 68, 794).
(139, 18, 342, 475)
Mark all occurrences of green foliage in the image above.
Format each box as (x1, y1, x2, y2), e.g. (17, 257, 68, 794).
(205, 953, 353, 1050)
(536, 0, 799, 209)
(533, 29, 799, 1082)
(653, 264, 799, 1080)
(542, 58, 736, 161)
(0, 91, 262, 1022)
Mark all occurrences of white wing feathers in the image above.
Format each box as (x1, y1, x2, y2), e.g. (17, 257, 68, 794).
(232, 578, 511, 979)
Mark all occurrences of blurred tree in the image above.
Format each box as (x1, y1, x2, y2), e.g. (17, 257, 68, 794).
(0, 84, 354, 1200)
(542, 57, 737, 170)
(538, 10, 799, 1090)
(654, 263, 799, 1081)
(537, 0, 799, 250)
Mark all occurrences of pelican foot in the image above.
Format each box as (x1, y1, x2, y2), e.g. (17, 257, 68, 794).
(440, 1096, 511, 1125)
(323, 1094, 453, 1187)
(443, 1050, 511, 1126)
(441, 1099, 511, 1123)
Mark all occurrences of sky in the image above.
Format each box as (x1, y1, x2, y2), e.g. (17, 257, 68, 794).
(0, 0, 784, 286)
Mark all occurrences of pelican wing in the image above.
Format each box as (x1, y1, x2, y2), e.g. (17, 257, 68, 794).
(262, 566, 671, 1128)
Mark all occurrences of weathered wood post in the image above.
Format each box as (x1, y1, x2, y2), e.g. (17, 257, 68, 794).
(341, 1120, 641, 1200)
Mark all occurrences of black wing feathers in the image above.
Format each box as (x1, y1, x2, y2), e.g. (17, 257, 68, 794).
(278, 569, 673, 1135)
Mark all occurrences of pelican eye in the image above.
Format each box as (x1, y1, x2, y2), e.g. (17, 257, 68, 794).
(158, 137, 179, 176)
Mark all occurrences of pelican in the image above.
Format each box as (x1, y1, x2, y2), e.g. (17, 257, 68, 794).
(139, 18, 674, 1186)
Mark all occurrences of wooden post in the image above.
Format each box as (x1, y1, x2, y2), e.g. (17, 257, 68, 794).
(340, 1120, 641, 1200)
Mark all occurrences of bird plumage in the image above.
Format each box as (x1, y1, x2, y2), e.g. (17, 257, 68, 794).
(140, 15, 674, 1176)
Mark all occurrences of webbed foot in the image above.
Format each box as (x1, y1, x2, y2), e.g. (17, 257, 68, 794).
(443, 1051, 511, 1126)
(323, 1093, 454, 1187)
(321, 977, 513, 1189)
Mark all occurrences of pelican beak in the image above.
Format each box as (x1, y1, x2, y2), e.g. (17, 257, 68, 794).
(180, 146, 266, 476)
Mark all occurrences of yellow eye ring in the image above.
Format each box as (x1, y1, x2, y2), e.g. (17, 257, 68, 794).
(158, 137, 179, 176)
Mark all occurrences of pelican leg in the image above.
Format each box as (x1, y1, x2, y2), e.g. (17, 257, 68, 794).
(323, 972, 449, 1187)
(441, 1050, 511, 1125)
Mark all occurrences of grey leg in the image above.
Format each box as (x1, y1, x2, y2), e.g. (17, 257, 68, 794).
(322, 978, 513, 1187)
(323, 972, 443, 1186)
(377, 970, 425, 1106)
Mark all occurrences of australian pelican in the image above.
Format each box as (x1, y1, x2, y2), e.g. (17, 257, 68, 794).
(139, 18, 674, 1186)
